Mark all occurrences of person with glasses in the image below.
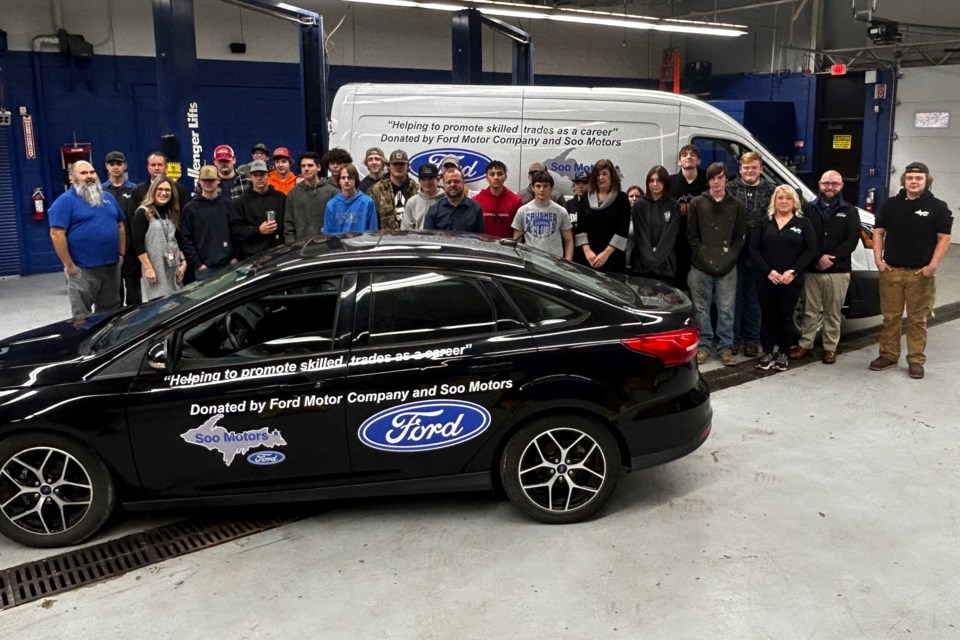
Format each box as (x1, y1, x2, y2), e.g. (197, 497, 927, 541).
(789, 170, 861, 365)
(132, 177, 186, 300)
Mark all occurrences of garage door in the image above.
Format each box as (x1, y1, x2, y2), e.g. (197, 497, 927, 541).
(890, 65, 960, 243)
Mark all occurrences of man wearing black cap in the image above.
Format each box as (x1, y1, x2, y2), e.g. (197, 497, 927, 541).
(102, 151, 137, 305)
(402, 163, 444, 229)
(869, 162, 953, 379)
(566, 170, 589, 224)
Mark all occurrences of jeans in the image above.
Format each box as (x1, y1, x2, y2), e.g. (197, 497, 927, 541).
(878, 267, 936, 364)
(733, 252, 761, 346)
(66, 263, 122, 318)
(688, 266, 737, 353)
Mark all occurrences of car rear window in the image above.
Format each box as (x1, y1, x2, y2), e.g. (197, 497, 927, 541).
(518, 247, 638, 306)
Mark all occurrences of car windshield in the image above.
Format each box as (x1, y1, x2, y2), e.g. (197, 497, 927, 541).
(83, 265, 258, 354)
(517, 246, 637, 306)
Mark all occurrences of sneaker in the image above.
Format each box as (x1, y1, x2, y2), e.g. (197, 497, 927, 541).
(720, 350, 737, 367)
(869, 356, 898, 371)
(696, 350, 709, 365)
(908, 363, 924, 379)
(774, 353, 788, 371)
(743, 343, 760, 357)
(755, 353, 775, 370)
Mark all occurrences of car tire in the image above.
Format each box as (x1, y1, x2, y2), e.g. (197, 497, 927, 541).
(0, 433, 116, 548)
(500, 416, 621, 524)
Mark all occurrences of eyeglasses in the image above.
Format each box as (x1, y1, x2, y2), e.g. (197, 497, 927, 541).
(819, 181, 842, 187)
(155, 188, 172, 194)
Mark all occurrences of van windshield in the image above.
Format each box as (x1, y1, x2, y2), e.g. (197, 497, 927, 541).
(692, 136, 815, 200)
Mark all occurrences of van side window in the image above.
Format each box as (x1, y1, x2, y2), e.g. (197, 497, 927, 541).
(691, 137, 784, 186)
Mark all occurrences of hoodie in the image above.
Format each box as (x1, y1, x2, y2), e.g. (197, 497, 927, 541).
(473, 186, 523, 237)
(180, 193, 237, 270)
(403, 190, 446, 230)
(322, 192, 379, 234)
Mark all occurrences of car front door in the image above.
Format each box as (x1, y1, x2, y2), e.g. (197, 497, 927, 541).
(126, 273, 355, 498)
(344, 269, 533, 483)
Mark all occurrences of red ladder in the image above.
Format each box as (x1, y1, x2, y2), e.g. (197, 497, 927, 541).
(659, 48, 681, 93)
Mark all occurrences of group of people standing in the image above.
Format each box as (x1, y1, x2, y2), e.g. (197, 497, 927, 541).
(47, 141, 951, 379)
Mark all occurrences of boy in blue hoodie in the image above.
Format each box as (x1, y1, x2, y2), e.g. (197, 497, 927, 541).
(323, 164, 379, 234)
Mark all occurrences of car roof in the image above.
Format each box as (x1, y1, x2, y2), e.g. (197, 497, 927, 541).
(252, 231, 530, 274)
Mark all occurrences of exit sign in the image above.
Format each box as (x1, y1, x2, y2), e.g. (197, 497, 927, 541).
(831, 63, 847, 76)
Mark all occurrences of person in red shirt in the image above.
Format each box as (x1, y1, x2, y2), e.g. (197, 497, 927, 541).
(472, 160, 523, 238)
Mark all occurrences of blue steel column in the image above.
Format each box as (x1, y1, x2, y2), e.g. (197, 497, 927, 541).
(300, 17, 327, 155)
(152, 0, 199, 189)
(512, 42, 534, 86)
(452, 9, 483, 84)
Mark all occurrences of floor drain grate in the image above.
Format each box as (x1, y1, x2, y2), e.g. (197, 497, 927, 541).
(0, 512, 304, 610)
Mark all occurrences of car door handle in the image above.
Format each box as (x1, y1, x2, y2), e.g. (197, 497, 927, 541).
(468, 361, 512, 373)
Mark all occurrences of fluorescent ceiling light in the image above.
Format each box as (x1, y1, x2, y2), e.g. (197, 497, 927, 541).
(341, 0, 747, 37)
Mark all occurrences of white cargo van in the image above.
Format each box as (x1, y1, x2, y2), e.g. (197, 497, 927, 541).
(330, 83, 879, 322)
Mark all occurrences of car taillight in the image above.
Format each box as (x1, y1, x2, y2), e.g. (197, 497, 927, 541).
(621, 326, 700, 367)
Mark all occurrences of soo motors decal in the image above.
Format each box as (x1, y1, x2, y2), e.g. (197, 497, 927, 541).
(359, 399, 491, 452)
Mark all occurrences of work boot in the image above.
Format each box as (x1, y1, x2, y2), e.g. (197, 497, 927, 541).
(908, 363, 925, 379)
(788, 346, 812, 360)
(744, 343, 760, 357)
(869, 356, 898, 371)
(697, 350, 709, 365)
(720, 350, 737, 367)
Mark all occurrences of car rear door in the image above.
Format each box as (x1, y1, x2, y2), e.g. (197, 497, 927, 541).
(344, 268, 535, 483)
(126, 273, 355, 498)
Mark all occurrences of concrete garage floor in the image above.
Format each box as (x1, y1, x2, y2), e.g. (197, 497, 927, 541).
(1, 255, 959, 638)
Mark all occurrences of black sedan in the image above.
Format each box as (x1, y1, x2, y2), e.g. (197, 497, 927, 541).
(0, 232, 711, 547)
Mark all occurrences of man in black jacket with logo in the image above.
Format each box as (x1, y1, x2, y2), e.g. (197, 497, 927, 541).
(789, 170, 861, 364)
(869, 162, 952, 379)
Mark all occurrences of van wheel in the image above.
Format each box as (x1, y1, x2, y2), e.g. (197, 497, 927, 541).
(793, 297, 823, 338)
(500, 417, 620, 524)
(0, 434, 116, 548)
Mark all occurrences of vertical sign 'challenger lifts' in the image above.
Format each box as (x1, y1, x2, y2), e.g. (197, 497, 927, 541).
(359, 400, 491, 452)
(186, 102, 203, 181)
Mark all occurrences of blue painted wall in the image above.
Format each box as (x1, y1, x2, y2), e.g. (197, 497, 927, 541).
(1, 50, 656, 276)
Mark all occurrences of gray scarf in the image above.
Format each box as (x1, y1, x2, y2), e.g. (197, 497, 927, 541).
(588, 189, 619, 211)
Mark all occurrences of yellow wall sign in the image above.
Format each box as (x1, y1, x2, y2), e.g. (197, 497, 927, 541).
(167, 161, 183, 180)
(832, 135, 852, 150)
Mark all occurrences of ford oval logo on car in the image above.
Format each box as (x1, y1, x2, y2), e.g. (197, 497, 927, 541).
(409, 149, 491, 184)
(247, 451, 286, 465)
(359, 399, 491, 452)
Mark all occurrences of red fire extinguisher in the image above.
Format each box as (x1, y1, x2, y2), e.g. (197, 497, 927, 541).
(32, 188, 46, 221)
(864, 187, 876, 213)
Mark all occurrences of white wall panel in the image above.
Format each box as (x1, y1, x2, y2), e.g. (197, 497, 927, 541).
(890, 64, 960, 242)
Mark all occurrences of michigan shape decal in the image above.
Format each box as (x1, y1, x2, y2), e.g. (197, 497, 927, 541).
(358, 399, 491, 452)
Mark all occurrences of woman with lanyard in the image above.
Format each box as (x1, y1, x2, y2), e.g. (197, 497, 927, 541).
(574, 159, 631, 273)
(133, 177, 187, 301)
(749, 184, 817, 372)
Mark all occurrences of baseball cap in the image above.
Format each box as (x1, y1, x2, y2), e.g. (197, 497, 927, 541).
(251, 143, 269, 154)
(418, 163, 439, 179)
(249, 160, 269, 173)
(573, 170, 589, 182)
(439, 154, 460, 168)
(389, 149, 409, 164)
(105, 151, 126, 164)
(904, 161, 929, 174)
(272, 147, 291, 160)
(198, 165, 219, 180)
(528, 162, 547, 173)
(214, 145, 235, 161)
(365, 147, 385, 161)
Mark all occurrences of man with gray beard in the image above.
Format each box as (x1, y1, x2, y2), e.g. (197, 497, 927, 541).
(49, 161, 126, 317)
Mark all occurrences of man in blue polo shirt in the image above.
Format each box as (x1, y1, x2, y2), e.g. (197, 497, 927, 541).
(49, 160, 126, 318)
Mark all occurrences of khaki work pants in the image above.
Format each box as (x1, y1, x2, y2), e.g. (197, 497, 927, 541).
(798, 272, 851, 351)
(878, 267, 936, 365)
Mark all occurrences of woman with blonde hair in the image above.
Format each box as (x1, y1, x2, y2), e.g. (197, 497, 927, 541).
(132, 176, 187, 300)
(749, 184, 817, 371)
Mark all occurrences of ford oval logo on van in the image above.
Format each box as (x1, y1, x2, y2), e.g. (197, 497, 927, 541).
(247, 451, 286, 465)
(409, 149, 491, 184)
(358, 399, 491, 452)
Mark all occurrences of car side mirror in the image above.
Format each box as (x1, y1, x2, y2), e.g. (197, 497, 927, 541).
(146, 334, 179, 373)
